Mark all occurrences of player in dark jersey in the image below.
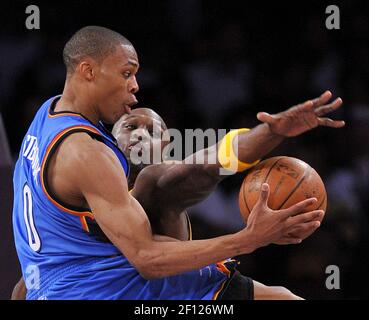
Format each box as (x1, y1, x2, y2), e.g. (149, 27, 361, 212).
(13, 89, 344, 299)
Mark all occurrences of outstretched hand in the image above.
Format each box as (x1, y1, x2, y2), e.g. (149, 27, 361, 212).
(257, 91, 345, 137)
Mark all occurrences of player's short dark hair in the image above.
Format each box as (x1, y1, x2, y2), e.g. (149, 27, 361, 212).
(63, 26, 132, 73)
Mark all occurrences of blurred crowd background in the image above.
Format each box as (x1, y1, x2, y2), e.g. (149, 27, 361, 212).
(0, 0, 368, 299)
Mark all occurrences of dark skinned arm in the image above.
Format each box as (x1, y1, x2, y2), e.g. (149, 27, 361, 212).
(133, 91, 344, 241)
(136, 91, 344, 211)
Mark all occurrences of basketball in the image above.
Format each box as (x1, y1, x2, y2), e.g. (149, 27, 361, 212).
(239, 156, 327, 221)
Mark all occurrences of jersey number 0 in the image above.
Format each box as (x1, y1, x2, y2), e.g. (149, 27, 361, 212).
(23, 184, 41, 252)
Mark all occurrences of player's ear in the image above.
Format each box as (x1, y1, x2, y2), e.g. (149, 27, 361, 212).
(77, 59, 95, 81)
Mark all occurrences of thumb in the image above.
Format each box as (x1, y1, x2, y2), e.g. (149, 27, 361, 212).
(257, 112, 274, 124)
(256, 183, 270, 209)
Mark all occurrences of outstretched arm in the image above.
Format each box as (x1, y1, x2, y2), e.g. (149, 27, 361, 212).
(137, 91, 344, 212)
(196, 90, 344, 174)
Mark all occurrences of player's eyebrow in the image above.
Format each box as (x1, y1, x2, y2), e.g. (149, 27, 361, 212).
(123, 60, 139, 68)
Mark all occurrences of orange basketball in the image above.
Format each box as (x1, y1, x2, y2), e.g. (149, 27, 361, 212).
(239, 156, 327, 222)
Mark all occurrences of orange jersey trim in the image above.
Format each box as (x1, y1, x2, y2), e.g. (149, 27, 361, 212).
(48, 107, 85, 119)
(216, 260, 232, 277)
(212, 260, 233, 300)
(40, 125, 102, 231)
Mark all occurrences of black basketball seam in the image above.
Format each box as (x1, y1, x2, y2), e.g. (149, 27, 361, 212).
(242, 180, 251, 214)
(260, 157, 283, 182)
(277, 165, 312, 210)
(246, 157, 283, 212)
(243, 157, 283, 215)
(262, 157, 284, 184)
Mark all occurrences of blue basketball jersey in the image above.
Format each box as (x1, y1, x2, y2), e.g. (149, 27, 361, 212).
(12, 96, 229, 300)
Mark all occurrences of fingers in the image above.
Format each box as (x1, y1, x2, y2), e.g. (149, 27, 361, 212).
(299, 91, 333, 112)
(275, 236, 303, 245)
(276, 220, 322, 244)
(255, 183, 270, 209)
(297, 100, 314, 110)
(317, 117, 345, 128)
(287, 210, 324, 226)
(279, 197, 318, 219)
(308, 93, 345, 128)
(311, 90, 333, 108)
(257, 112, 275, 124)
(315, 97, 343, 116)
(286, 221, 321, 239)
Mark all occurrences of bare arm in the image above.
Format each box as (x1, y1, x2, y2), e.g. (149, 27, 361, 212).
(71, 136, 248, 278)
(62, 133, 320, 279)
(192, 90, 344, 176)
(140, 91, 344, 210)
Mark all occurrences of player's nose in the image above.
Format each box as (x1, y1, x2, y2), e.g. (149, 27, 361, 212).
(128, 76, 139, 94)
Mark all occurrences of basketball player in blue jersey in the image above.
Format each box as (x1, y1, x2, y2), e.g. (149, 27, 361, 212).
(12, 25, 345, 300)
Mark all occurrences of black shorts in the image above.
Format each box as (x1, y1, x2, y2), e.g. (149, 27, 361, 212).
(216, 260, 254, 300)
(217, 271, 254, 300)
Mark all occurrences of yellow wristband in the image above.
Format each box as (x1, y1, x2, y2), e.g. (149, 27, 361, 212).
(217, 128, 260, 173)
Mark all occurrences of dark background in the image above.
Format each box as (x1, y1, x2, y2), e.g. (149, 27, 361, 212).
(1, 0, 368, 299)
